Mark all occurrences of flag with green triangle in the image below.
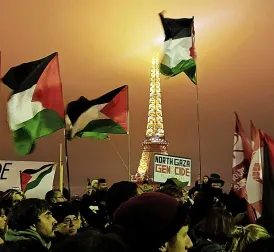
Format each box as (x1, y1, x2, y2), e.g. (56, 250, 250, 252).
(1, 52, 65, 155)
(66, 85, 128, 139)
(21, 163, 56, 198)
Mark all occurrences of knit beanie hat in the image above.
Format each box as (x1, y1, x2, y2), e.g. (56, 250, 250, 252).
(51, 202, 78, 223)
(98, 178, 106, 183)
(106, 181, 137, 218)
(113, 192, 189, 250)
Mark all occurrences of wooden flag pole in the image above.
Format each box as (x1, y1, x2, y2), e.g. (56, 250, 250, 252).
(0, 52, 4, 159)
(108, 137, 129, 172)
(19, 170, 23, 191)
(59, 143, 64, 194)
(127, 86, 131, 181)
(195, 84, 203, 183)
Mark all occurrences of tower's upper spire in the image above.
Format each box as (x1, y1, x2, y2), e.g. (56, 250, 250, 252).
(135, 52, 168, 179)
(145, 52, 165, 139)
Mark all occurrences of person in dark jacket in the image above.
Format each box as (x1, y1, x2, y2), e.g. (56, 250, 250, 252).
(80, 178, 108, 230)
(52, 202, 79, 237)
(1, 189, 25, 216)
(242, 237, 274, 252)
(195, 175, 211, 191)
(112, 192, 193, 252)
(0, 199, 57, 252)
(0, 201, 7, 245)
(52, 230, 126, 252)
(45, 190, 66, 205)
(190, 208, 234, 252)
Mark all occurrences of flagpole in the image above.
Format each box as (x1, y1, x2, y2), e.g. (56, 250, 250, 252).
(19, 170, 23, 191)
(127, 86, 131, 181)
(128, 128, 132, 181)
(57, 52, 71, 199)
(195, 85, 202, 183)
(64, 128, 71, 199)
(108, 137, 129, 172)
(59, 143, 64, 194)
(0, 52, 4, 159)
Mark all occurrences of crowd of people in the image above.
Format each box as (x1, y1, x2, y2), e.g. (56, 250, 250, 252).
(0, 175, 273, 252)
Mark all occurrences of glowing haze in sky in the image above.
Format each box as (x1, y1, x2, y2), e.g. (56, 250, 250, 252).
(0, 0, 274, 193)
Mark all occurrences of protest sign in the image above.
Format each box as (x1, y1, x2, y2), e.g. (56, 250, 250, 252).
(154, 154, 191, 185)
(0, 160, 56, 199)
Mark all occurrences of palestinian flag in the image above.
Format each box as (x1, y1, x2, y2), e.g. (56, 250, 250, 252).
(21, 163, 56, 196)
(1, 53, 65, 155)
(66, 85, 128, 139)
(159, 11, 197, 84)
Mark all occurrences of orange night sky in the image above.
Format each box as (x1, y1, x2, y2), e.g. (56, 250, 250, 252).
(0, 0, 274, 194)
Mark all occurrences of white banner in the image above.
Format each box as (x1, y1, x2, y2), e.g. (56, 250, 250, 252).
(0, 160, 56, 199)
(154, 154, 191, 185)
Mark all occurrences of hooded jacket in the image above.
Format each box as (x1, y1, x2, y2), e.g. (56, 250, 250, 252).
(1, 228, 50, 252)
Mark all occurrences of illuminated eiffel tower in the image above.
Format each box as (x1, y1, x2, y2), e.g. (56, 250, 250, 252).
(134, 52, 168, 181)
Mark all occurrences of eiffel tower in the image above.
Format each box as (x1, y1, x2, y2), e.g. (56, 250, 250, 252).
(134, 52, 168, 182)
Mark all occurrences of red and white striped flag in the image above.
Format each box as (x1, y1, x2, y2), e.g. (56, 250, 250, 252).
(245, 122, 263, 222)
(231, 113, 252, 198)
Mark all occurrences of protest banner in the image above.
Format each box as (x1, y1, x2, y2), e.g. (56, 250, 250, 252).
(154, 154, 192, 185)
(0, 160, 56, 199)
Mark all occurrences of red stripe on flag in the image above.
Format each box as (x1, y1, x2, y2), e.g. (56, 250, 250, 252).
(21, 173, 32, 192)
(250, 120, 257, 146)
(32, 54, 64, 119)
(100, 86, 128, 132)
(265, 134, 274, 170)
(189, 23, 196, 60)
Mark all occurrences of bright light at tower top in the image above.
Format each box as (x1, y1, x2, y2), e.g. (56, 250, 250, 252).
(153, 35, 165, 45)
